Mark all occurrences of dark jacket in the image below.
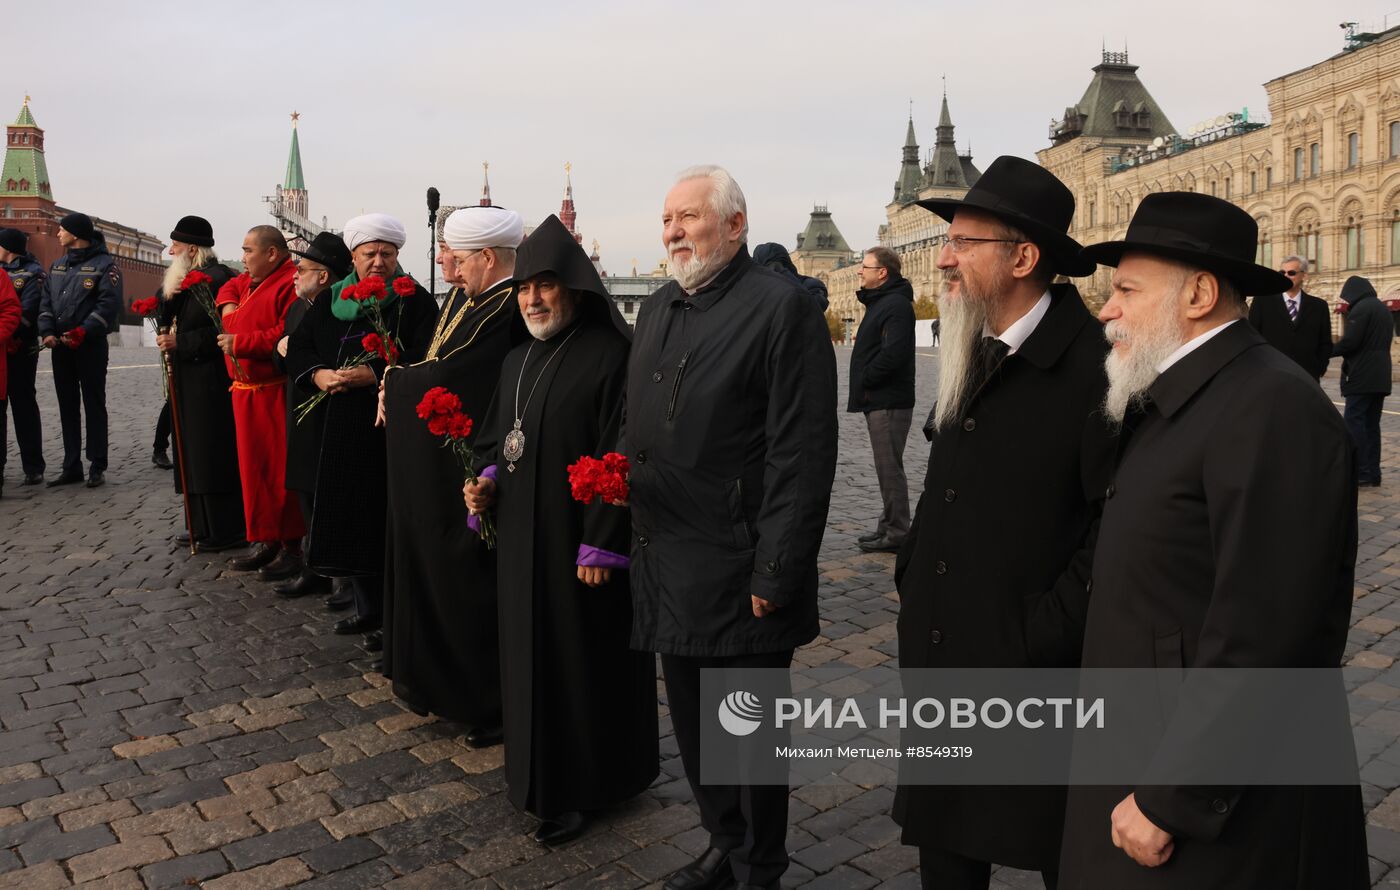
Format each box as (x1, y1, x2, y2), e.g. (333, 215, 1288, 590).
(891, 284, 1116, 869)
(752, 242, 829, 313)
(274, 293, 321, 494)
(38, 235, 121, 338)
(1332, 276, 1393, 395)
(2, 253, 45, 346)
(1061, 321, 1365, 889)
(625, 248, 838, 656)
(848, 276, 915, 412)
(1247, 289, 1331, 379)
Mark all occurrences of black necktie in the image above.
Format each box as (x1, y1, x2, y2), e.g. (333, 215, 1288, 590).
(981, 336, 1010, 382)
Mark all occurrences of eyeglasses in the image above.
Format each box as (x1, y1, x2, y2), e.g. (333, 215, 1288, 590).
(860, 264, 883, 271)
(946, 235, 1025, 254)
(1280, 269, 1301, 276)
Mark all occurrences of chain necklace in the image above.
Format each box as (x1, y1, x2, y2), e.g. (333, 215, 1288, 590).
(503, 325, 582, 472)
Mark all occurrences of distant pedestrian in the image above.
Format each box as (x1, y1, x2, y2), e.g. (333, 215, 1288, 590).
(1246, 254, 1330, 380)
(1333, 274, 1394, 487)
(752, 242, 829, 312)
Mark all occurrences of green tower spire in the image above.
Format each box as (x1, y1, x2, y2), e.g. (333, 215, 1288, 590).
(284, 112, 305, 191)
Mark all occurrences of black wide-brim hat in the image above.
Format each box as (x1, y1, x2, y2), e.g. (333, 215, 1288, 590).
(1081, 192, 1290, 296)
(290, 231, 354, 281)
(916, 155, 1095, 277)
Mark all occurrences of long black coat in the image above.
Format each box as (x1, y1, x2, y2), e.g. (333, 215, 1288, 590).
(160, 262, 240, 495)
(1060, 321, 1366, 889)
(382, 282, 520, 725)
(848, 276, 916, 412)
(477, 318, 658, 818)
(625, 249, 838, 656)
(1333, 278, 1394, 395)
(274, 294, 321, 494)
(286, 280, 437, 576)
(891, 285, 1116, 869)
(1246, 289, 1331, 379)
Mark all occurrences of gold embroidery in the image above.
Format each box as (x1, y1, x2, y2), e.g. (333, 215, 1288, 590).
(418, 284, 513, 365)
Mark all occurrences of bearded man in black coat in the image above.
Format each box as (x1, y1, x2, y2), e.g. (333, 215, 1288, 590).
(1059, 193, 1366, 889)
(464, 215, 657, 847)
(891, 156, 1115, 890)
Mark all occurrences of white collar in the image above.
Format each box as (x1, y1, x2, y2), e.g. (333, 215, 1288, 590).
(985, 290, 1051, 355)
(1156, 319, 1239, 374)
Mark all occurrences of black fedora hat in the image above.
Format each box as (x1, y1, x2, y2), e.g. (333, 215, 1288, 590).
(917, 155, 1094, 277)
(170, 215, 215, 248)
(290, 231, 353, 281)
(1081, 192, 1289, 296)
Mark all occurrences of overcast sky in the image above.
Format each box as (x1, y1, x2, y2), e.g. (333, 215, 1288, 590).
(10, 1, 1396, 281)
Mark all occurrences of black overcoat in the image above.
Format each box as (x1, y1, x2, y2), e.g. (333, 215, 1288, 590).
(286, 281, 436, 576)
(1059, 321, 1366, 889)
(1246, 290, 1332, 379)
(1333, 280, 1394, 396)
(382, 282, 520, 724)
(274, 294, 321, 494)
(625, 249, 838, 657)
(160, 262, 240, 495)
(848, 276, 916, 412)
(890, 284, 1116, 870)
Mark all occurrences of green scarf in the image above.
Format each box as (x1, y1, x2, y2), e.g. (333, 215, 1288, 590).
(330, 267, 414, 321)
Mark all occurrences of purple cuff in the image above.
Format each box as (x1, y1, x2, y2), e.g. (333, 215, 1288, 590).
(466, 465, 498, 536)
(577, 545, 629, 570)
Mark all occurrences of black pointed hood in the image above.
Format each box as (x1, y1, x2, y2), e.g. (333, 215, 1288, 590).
(514, 215, 630, 339)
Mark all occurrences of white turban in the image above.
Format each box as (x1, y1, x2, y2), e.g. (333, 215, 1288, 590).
(342, 213, 407, 250)
(442, 206, 524, 251)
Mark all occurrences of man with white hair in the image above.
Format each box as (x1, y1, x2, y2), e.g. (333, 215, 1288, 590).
(626, 165, 838, 890)
(1060, 192, 1365, 888)
(380, 205, 523, 739)
(1246, 254, 1331, 381)
(154, 215, 244, 551)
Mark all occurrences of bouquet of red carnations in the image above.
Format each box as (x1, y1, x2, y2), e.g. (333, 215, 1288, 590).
(179, 269, 243, 381)
(294, 276, 412, 424)
(132, 296, 168, 400)
(417, 385, 495, 549)
(34, 326, 85, 355)
(567, 452, 630, 504)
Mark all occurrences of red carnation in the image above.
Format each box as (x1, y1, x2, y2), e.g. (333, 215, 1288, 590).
(445, 413, 473, 441)
(61, 327, 86, 349)
(339, 282, 361, 301)
(392, 276, 416, 297)
(179, 270, 212, 291)
(132, 297, 159, 316)
(416, 386, 461, 421)
(359, 276, 387, 300)
(568, 452, 630, 504)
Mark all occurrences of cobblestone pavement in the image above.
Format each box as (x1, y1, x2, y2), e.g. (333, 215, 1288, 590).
(2, 345, 1400, 889)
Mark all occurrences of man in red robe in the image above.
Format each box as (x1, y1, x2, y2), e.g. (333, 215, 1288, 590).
(215, 225, 305, 576)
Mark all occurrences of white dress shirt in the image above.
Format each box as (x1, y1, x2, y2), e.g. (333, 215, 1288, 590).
(1156, 319, 1239, 375)
(987, 290, 1052, 355)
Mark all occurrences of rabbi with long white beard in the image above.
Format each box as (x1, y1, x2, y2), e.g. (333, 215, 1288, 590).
(891, 156, 1116, 890)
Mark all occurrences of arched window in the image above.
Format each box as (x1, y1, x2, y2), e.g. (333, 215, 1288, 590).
(1391, 210, 1400, 264)
(1294, 148, 1304, 181)
(1310, 143, 1321, 176)
(1391, 122, 1400, 158)
(1349, 132, 1360, 168)
(1346, 215, 1364, 269)
(1295, 222, 1319, 269)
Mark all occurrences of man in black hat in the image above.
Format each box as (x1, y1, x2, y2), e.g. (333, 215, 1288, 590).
(464, 215, 657, 846)
(1332, 274, 1394, 487)
(1059, 193, 1365, 888)
(38, 212, 121, 487)
(154, 216, 244, 549)
(891, 155, 1116, 889)
(272, 231, 352, 601)
(0, 227, 47, 486)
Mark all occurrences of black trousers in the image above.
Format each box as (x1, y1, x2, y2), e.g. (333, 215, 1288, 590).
(347, 575, 382, 622)
(50, 335, 108, 476)
(1344, 393, 1384, 484)
(918, 846, 1058, 890)
(662, 649, 794, 886)
(153, 400, 170, 451)
(3, 346, 44, 476)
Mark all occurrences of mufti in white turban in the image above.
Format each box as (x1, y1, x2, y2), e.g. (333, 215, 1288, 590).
(443, 206, 524, 251)
(343, 213, 408, 250)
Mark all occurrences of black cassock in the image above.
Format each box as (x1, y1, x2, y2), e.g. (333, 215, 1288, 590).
(286, 279, 437, 576)
(160, 262, 244, 543)
(478, 316, 658, 818)
(382, 282, 520, 724)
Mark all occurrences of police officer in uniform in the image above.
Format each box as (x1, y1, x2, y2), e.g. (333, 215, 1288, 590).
(0, 227, 47, 485)
(38, 212, 121, 488)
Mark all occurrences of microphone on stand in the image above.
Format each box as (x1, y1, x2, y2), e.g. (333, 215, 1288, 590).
(427, 187, 440, 299)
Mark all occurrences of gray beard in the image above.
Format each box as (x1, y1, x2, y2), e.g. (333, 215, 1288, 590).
(162, 254, 193, 299)
(670, 242, 726, 291)
(1102, 311, 1188, 425)
(525, 303, 576, 341)
(932, 287, 991, 431)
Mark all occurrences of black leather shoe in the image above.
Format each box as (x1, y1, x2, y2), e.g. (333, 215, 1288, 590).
(84, 471, 105, 488)
(858, 536, 902, 553)
(47, 471, 83, 487)
(368, 657, 384, 673)
(152, 448, 173, 469)
(22, 474, 43, 486)
(665, 847, 735, 890)
(335, 614, 381, 635)
(229, 542, 279, 571)
(325, 591, 353, 612)
(534, 810, 588, 845)
(274, 570, 330, 599)
(258, 549, 303, 582)
(465, 725, 503, 748)
(201, 537, 247, 553)
(856, 530, 883, 543)
(363, 630, 383, 652)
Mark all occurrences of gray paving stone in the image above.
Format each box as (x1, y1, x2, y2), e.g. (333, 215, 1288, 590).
(139, 850, 230, 889)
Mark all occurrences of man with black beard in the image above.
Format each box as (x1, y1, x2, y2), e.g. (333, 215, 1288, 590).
(891, 156, 1115, 890)
(1059, 193, 1365, 889)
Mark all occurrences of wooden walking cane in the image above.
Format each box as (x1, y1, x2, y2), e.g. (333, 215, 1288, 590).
(162, 323, 198, 556)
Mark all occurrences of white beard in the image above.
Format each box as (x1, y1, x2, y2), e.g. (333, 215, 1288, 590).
(669, 240, 727, 291)
(931, 285, 990, 431)
(525, 301, 576, 341)
(1102, 307, 1188, 425)
(162, 253, 193, 299)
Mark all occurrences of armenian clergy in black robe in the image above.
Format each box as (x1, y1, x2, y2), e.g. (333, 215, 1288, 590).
(155, 237, 244, 549)
(286, 213, 437, 629)
(465, 215, 658, 845)
(381, 206, 525, 733)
